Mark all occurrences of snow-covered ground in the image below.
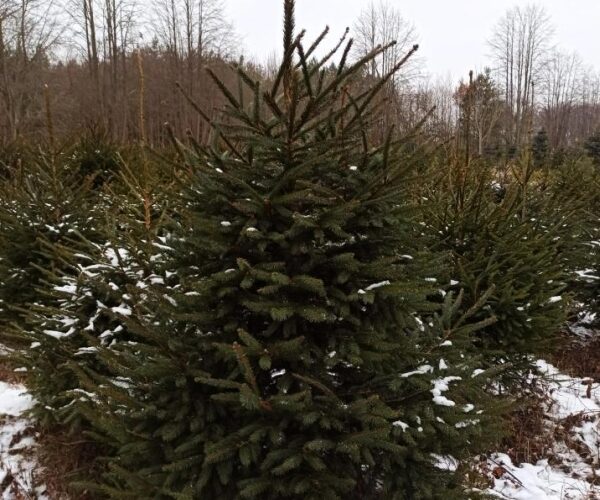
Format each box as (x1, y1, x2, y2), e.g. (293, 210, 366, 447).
(481, 359, 600, 500)
(0, 381, 46, 499)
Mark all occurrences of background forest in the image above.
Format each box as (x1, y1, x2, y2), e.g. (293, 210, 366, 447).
(0, 0, 599, 154)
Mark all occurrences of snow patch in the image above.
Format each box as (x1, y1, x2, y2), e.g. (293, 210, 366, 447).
(400, 364, 433, 378)
(365, 281, 391, 291)
(0, 383, 33, 416)
(483, 359, 600, 499)
(431, 376, 461, 407)
(0, 382, 46, 498)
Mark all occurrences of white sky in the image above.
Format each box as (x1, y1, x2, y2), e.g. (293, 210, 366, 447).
(225, 0, 600, 80)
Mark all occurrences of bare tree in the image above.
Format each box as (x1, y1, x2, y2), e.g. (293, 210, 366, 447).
(149, 0, 237, 137)
(421, 75, 459, 142)
(538, 49, 581, 149)
(151, 0, 236, 61)
(489, 4, 552, 150)
(353, 0, 420, 137)
(470, 69, 503, 156)
(353, 0, 419, 84)
(0, 0, 62, 141)
(575, 68, 600, 141)
(63, 0, 100, 79)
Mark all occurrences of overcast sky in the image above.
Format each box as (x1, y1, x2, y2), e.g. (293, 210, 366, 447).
(225, 0, 600, 80)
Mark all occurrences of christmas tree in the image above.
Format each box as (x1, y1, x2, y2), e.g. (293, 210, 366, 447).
(420, 149, 570, 376)
(7, 145, 176, 430)
(0, 149, 103, 329)
(61, 2, 505, 498)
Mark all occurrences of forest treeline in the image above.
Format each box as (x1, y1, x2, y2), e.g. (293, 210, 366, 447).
(1, 0, 599, 157)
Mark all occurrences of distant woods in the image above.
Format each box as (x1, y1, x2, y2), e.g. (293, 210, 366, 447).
(0, 0, 242, 145)
(0, 0, 599, 153)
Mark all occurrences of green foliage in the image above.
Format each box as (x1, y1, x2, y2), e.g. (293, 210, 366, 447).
(531, 129, 549, 168)
(584, 130, 600, 167)
(4, 147, 177, 431)
(544, 158, 600, 325)
(68, 131, 122, 187)
(71, 289, 504, 499)
(421, 159, 569, 363)
(0, 152, 102, 327)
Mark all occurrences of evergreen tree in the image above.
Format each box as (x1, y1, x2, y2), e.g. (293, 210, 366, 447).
(454, 68, 503, 159)
(547, 158, 600, 326)
(0, 150, 102, 328)
(70, 130, 122, 188)
(584, 130, 600, 167)
(59, 3, 506, 498)
(9, 149, 177, 429)
(531, 128, 549, 168)
(421, 155, 570, 371)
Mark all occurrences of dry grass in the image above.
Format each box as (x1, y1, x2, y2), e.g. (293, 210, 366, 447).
(0, 361, 25, 385)
(35, 427, 99, 500)
(550, 331, 600, 382)
(499, 380, 552, 465)
(0, 415, 36, 499)
(0, 399, 99, 498)
(490, 329, 600, 496)
(0, 358, 98, 499)
(497, 329, 600, 467)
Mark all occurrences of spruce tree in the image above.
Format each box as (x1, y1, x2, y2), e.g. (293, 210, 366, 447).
(548, 158, 600, 326)
(531, 128, 549, 168)
(584, 130, 600, 167)
(10, 149, 176, 429)
(61, 3, 505, 498)
(420, 155, 570, 370)
(0, 149, 102, 328)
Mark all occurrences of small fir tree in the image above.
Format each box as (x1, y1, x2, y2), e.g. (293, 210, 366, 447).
(531, 128, 549, 168)
(0, 150, 102, 328)
(9, 148, 176, 429)
(584, 131, 600, 167)
(547, 158, 600, 326)
(420, 155, 570, 371)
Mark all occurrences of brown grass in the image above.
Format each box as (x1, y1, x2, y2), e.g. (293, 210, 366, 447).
(0, 358, 99, 499)
(498, 329, 600, 467)
(499, 381, 552, 465)
(550, 331, 600, 381)
(496, 329, 600, 493)
(0, 361, 26, 385)
(35, 427, 100, 500)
